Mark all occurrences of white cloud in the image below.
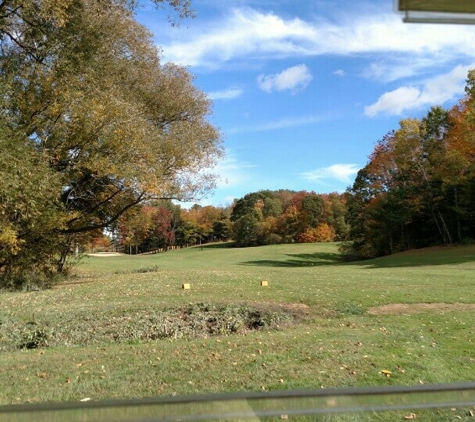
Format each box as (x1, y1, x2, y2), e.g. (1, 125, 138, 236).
(301, 164, 360, 184)
(161, 8, 317, 67)
(257, 64, 313, 93)
(333, 69, 346, 77)
(228, 112, 336, 134)
(362, 56, 440, 83)
(365, 86, 421, 117)
(208, 87, 243, 100)
(212, 153, 254, 188)
(365, 64, 472, 117)
(160, 7, 475, 73)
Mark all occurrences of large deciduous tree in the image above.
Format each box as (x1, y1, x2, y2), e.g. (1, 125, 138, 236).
(0, 0, 222, 287)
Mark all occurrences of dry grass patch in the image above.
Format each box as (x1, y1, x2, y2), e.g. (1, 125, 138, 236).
(368, 302, 475, 315)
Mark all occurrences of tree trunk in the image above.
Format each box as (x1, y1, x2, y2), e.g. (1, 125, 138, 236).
(455, 186, 463, 242)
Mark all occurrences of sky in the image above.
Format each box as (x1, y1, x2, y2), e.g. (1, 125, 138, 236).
(136, 0, 475, 208)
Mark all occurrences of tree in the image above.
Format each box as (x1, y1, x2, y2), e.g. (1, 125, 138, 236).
(300, 194, 324, 230)
(262, 197, 283, 218)
(230, 192, 265, 222)
(443, 96, 475, 241)
(212, 219, 232, 241)
(297, 224, 334, 243)
(277, 205, 299, 242)
(0, 0, 222, 285)
(145, 207, 175, 251)
(0, 115, 67, 287)
(326, 193, 350, 240)
(117, 207, 153, 254)
(232, 215, 260, 247)
(344, 131, 414, 257)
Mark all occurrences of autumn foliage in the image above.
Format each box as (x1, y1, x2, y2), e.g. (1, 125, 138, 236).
(231, 190, 347, 247)
(0, 0, 221, 286)
(344, 73, 475, 259)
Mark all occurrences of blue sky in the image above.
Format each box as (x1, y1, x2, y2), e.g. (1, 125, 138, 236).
(136, 0, 475, 207)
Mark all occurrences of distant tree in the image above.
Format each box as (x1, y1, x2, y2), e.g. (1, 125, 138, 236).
(231, 192, 265, 222)
(326, 193, 350, 240)
(297, 223, 334, 243)
(117, 207, 152, 254)
(212, 219, 232, 241)
(232, 215, 260, 247)
(175, 220, 201, 247)
(300, 194, 325, 230)
(145, 207, 175, 251)
(262, 197, 283, 218)
(88, 235, 112, 252)
(179, 204, 225, 244)
(277, 205, 299, 242)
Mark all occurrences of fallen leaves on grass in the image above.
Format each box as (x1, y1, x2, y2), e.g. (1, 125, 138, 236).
(380, 369, 392, 377)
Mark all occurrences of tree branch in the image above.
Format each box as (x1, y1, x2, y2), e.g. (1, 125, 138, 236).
(60, 192, 148, 234)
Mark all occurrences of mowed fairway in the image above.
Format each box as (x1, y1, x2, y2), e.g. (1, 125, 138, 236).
(1, 243, 475, 420)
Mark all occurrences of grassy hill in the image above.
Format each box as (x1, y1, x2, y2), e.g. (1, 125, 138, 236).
(1, 243, 474, 420)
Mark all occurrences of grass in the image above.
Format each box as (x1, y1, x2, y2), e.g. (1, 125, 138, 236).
(1, 242, 475, 420)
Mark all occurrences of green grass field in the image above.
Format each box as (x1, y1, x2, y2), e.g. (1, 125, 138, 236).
(1, 242, 474, 420)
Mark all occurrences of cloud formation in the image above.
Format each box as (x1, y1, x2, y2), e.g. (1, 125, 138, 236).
(257, 64, 313, 93)
(208, 87, 243, 100)
(161, 7, 475, 74)
(228, 112, 336, 134)
(365, 64, 472, 117)
(301, 164, 360, 184)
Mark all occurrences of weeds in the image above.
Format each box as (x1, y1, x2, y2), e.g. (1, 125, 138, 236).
(0, 303, 294, 351)
(18, 323, 50, 349)
(114, 265, 159, 275)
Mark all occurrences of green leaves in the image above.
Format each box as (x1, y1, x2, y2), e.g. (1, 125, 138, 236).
(0, 0, 221, 285)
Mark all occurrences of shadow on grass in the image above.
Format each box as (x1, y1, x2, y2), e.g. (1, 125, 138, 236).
(241, 246, 475, 268)
(357, 254, 475, 268)
(198, 242, 234, 249)
(241, 252, 343, 267)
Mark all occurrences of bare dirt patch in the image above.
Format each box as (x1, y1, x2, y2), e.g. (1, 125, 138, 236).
(368, 303, 475, 315)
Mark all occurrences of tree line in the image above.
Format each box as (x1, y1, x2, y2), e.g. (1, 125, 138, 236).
(344, 72, 475, 259)
(112, 190, 349, 253)
(113, 201, 232, 254)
